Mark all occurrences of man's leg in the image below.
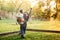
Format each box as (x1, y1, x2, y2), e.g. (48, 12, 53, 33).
(24, 23, 27, 34)
(20, 24, 25, 38)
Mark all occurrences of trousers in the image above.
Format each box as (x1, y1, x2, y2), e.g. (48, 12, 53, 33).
(20, 22, 27, 36)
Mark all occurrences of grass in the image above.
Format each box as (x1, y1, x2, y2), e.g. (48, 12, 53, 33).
(0, 19, 60, 40)
(0, 32, 60, 40)
(0, 19, 60, 33)
(0, 19, 19, 33)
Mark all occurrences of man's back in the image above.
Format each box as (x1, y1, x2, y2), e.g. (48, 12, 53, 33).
(16, 13, 24, 24)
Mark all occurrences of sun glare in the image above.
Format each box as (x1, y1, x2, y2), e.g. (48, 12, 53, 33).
(28, 0, 39, 8)
(50, 0, 56, 8)
(5, 0, 10, 2)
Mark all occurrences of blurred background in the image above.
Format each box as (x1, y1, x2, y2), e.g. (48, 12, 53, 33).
(0, 0, 60, 40)
(0, 0, 60, 21)
(0, 0, 60, 33)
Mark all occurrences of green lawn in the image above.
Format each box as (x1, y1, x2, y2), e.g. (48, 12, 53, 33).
(0, 32, 60, 40)
(0, 19, 60, 40)
(0, 19, 60, 33)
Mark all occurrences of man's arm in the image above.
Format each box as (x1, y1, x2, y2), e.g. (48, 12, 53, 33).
(28, 8, 32, 16)
(26, 8, 32, 21)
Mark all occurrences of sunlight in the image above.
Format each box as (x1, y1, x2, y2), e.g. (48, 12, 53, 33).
(19, 0, 22, 3)
(43, 0, 47, 3)
(5, 0, 10, 2)
(50, 0, 56, 8)
(28, 0, 39, 8)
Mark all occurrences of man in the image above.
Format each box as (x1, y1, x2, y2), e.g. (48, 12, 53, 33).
(16, 8, 32, 38)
